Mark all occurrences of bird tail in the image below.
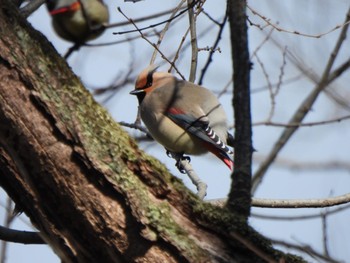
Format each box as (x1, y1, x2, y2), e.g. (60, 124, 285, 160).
(203, 126, 234, 170)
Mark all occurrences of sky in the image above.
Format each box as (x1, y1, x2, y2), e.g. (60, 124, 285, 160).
(1, 0, 350, 262)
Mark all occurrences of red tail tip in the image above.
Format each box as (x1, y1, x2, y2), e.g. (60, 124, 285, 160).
(223, 158, 234, 170)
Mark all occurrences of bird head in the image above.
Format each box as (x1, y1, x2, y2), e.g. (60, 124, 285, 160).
(130, 65, 172, 104)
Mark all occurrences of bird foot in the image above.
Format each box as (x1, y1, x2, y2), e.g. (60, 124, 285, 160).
(166, 151, 191, 174)
(175, 156, 191, 174)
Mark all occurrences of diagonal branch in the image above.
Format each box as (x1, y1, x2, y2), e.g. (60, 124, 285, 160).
(150, 0, 186, 65)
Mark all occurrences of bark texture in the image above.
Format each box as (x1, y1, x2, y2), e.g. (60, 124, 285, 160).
(227, 0, 252, 218)
(0, 0, 304, 262)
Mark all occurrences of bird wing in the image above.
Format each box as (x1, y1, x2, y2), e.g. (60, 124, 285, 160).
(165, 107, 233, 169)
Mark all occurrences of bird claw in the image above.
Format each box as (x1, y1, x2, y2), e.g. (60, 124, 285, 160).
(175, 156, 191, 174)
(165, 150, 191, 173)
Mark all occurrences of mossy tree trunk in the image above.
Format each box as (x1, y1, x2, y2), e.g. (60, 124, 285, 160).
(0, 0, 304, 262)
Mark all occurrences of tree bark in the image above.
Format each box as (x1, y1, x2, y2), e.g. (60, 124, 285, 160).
(0, 0, 304, 262)
(227, 0, 252, 219)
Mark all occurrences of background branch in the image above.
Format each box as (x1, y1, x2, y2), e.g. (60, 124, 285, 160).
(252, 7, 350, 193)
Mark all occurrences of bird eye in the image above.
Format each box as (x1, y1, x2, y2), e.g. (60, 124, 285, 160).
(145, 70, 154, 88)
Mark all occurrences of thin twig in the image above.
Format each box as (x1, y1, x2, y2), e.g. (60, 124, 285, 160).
(150, 0, 186, 65)
(247, 5, 350, 39)
(106, 6, 186, 29)
(0, 198, 13, 263)
(250, 27, 274, 59)
(253, 114, 350, 128)
(170, 27, 191, 72)
(119, 121, 152, 138)
(321, 210, 330, 258)
(85, 31, 157, 47)
(117, 7, 185, 79)
(113, 1, 200, 35)
(169, 22, 217, 73)
(230, 232, 277, 263)
(268, 35, 350, 112)
(271, 238, 341, 263)
(253, 156, 350, 173)
(251, 74, 302, 94)
(198, 14, 227, 85)
(266, 46, 286, 121)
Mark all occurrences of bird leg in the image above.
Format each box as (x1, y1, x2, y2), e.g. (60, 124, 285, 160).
(166, 151, 189, 173)
(166, 150, 207, 200)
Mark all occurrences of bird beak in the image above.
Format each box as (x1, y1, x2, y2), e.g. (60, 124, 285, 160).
(130, 89, 145, 95)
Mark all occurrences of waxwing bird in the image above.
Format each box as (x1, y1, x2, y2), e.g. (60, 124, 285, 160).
(130, 66, 234, 170)
(46, 0, 109, 43)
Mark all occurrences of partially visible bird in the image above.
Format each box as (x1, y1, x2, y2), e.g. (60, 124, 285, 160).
(46, 0, 109, 43)
(130, 66, 234, 170)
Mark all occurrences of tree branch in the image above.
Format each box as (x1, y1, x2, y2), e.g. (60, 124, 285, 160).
(226, 0, 252, 218)
(187, 0, 198, 82)
(0, 226, 44, 245)
(252, 204, 350, 221)
(210, 192, 350, 208)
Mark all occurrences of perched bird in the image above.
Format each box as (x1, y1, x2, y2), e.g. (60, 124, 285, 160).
(46, 0, 109, 43)
(130, 66, 234, 170)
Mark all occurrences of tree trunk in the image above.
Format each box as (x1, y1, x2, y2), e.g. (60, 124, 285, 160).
(0, 0, 304, 262)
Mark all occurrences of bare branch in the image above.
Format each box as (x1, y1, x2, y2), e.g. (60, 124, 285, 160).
(253, 156, 350, 173)
(19, 0, 45, 18)
(0, 226, 44, 245)
(119, 121, 152, 138)
(270, 238, 341, 263)
(230, 232, 277, 263)
(209, 192, 350, 208)
(106, 6, 185, 29)
(0, 197, 13, 263)
(321, 210, 330, 258)
(113, 1, 199, 35)
(251, 193, 350, 208)
(150, 0, 186, 65)
(117, 7, 185, 79)
(247, 5, 350, 39)
(253, 115, 350, 128)
(252, 204, 350, 221)
(187, 0, 198, 82)
(198, 14, 227, 85)
(252, 7, 350, 193)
